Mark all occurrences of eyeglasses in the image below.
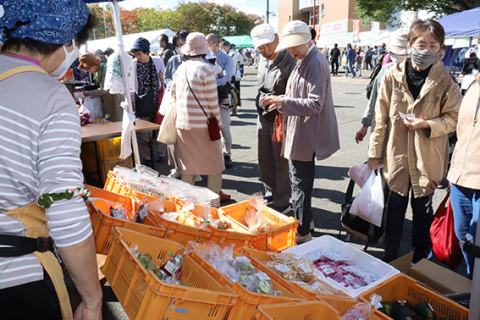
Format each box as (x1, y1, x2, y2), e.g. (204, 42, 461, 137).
(258, 45, 267, 52)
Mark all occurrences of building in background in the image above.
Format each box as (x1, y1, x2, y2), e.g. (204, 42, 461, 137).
(278, 0, 391, 48)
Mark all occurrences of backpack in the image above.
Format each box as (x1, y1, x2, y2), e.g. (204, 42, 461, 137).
(365, 53, 387, 100)
(340, 178, 386, 251)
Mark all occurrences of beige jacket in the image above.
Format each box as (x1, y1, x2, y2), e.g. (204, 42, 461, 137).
(448, 81, 480, 190)
(369, 59, 461, 197)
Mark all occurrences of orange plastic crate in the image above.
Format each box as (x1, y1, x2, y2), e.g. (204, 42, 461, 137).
(86, 185, 166, 255)
(242, 247, 351, 301)
(254, 301, 342, 320)
(358, 274, 469, 320)
(321, 296, 385, 320)
(101, 228, 238, 320)
(190, 251, 305, 320)
(220, 201, 298, 252)
(174, 199, 257, 250)
(103, 172, 139, 198)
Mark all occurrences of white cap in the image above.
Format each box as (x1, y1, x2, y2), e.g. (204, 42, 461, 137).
(276, 20, 311, 53)
(251, 24, 276, 48)
(388, 28, 409, 55)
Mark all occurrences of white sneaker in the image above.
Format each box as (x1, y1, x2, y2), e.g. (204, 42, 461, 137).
(295, 233, 313, 244)
(168, 168, 181, 179)
(194, 175, 203, 183)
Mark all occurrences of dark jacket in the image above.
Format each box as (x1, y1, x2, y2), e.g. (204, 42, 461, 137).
(161, 43, 175, 66)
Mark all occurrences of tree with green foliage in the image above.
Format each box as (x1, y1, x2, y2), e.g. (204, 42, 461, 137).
(356, 0, 480, 26)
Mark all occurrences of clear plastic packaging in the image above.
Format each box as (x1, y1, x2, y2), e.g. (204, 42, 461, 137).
(341, 293, 382, 320)
(245, 193, 272, 234)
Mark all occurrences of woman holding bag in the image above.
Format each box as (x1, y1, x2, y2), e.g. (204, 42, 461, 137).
(448, 73, 480, 278)
(170, 32, 230, 200)
(368, 19, 461, 263)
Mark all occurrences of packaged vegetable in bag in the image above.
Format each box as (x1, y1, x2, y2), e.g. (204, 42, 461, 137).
(265, 261, 297, 281)
(292, 257, 315, 282)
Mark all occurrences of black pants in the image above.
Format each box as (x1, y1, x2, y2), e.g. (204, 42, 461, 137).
(0, 269, 62, 320)
(289, 157, 315, 236)
(384, 186, 433, 262)
(331, 59, 339, 75)
(365, 57, 373, 70)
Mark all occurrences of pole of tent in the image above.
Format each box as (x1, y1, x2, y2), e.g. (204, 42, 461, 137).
(110, 0, 141, 167)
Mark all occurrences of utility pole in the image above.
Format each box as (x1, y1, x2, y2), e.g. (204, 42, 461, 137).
(266, 0, 269, 23)
(313, 0, 316, 27)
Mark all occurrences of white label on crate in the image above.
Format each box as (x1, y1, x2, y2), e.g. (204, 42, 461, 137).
(298, 262, 312, 273)
(274, 264, 290, 273)
(257, 272, 270, 281)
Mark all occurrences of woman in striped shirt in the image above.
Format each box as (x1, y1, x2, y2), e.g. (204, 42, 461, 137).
(170, 33, 228, 198)
(0, 1, 102, 319)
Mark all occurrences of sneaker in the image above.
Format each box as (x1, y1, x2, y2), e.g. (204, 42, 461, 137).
(219, 191, 231, 201)
(194, 175, 203, 183)
(224, 155, 233, 168)
(263, 195, 274, 206)
(295, 233, 313, 244)
(168, 168, 181, 179)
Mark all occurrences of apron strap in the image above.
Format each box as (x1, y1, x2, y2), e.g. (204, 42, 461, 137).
(0, 65, 47, 82)
(0, 234, 52, 257)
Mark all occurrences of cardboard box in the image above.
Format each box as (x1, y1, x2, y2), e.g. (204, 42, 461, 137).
(390, 252, 471, 295)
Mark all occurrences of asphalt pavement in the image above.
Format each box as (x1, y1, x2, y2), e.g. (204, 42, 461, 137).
(101, 65, 465, 319)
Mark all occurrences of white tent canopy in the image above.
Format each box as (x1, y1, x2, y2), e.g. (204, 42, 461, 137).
(84, 28, 175, 53)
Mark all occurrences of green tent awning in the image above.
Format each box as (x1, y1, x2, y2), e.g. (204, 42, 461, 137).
(222, 35, 253, 49)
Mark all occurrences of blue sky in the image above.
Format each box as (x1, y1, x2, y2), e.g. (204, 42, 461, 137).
(117, 0, 279, 31)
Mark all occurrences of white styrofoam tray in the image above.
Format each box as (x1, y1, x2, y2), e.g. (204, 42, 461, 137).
(283, 235, 399, 300)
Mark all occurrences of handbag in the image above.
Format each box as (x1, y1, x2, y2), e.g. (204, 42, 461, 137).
(157, 97, 177, 144)
(186, 77, 221, 141)
(230, 84, 241, 107)
(340, 178, 385, 249)
(272, 113, 283, 143)
(430, 192, 463, 269)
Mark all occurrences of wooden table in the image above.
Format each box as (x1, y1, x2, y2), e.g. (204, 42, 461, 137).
(81, 119, 160, 184)
(81, 119, 159, 143)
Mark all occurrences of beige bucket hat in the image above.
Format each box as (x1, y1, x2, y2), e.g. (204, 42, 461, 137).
(181, 32, 210, 56)
(275, 20, 311, 52)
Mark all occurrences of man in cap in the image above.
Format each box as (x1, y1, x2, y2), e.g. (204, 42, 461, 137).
(251, 23, 296, 214)
(206, 33, 235, 171)
(261, 20, 340, 243)
(355, 28, 410, 143)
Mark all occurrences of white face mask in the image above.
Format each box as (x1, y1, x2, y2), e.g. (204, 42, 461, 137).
(50, 39, 80, 79)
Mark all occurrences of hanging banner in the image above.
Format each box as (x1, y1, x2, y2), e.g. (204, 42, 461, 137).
(320, 19, 348, 35)
(353, 20, 361, 43)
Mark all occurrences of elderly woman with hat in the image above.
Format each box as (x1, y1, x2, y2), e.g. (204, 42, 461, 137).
(170, 32, 229, 199)
(130, 37, 166, 165)
(0, 0, 102, 319)
(261, 20, 340, 244)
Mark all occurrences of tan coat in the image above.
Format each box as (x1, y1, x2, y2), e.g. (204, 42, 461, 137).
(369, 59, 461, 198)
(448, 81, 480, 190)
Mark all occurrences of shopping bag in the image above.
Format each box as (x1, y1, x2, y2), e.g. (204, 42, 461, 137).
(430, 192, 463, 269)
(350, 169, 384, 227)
(348, 163, 372, 188)
(159, 82, 172, 116)
(272, 113, 283, 143)
(157, 98, 177, 144)
(340, 179, 384, 246)
(82, 96, 103, 120)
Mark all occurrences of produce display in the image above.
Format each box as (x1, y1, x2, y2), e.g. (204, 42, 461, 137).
(132, 246, 184, 285)
(185, 242, 280, 295)
(111, 166, 219, 207)
(263, 252, 343, 295)
(378, 300, 453, 320)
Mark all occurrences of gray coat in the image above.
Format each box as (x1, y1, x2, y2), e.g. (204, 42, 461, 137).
(281, 45, 340, 161)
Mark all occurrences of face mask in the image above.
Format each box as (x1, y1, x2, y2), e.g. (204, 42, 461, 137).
(176, 46, 183, 56)
(409, 47, 439, 69)
(50, 39, 80, 79)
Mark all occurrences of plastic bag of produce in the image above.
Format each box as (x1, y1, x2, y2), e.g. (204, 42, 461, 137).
(350, 169, 384, 227)
(342, 293, 381, 320)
